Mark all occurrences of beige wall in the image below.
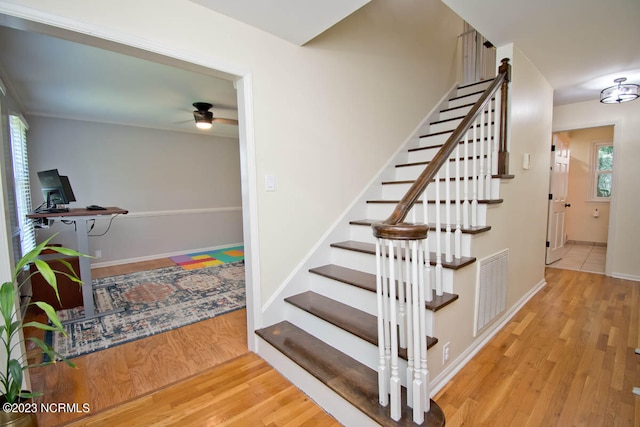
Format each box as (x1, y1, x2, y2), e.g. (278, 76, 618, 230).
(430, 44, 553, 380)
(0, 0, 464, 307)
(557, 126, 613, 245)
(554, 99, 640, 280)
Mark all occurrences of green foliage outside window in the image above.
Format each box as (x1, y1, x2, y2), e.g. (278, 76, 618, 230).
(595, 144, 613, 199)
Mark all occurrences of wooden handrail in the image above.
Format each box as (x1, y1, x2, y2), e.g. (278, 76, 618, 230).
(372, 58, 511, 240)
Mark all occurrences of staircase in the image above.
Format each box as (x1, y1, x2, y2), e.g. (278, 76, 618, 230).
(257, 61, 511, 426)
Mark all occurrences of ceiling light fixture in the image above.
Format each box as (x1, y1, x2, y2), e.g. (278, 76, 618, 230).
(600, 77, 639, 104)
(193, 102, 214, 129)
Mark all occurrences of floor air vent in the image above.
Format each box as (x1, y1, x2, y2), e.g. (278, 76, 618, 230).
(474, 249, 508, 336)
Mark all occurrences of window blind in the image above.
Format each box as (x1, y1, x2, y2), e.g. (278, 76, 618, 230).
(9, 115, 36, 256)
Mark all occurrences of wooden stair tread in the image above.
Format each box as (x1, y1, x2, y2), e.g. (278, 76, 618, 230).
(408, 137, 492, 153)
(309, 264, 459, 312)
(367, 198, 504, 205)
(256, 321, 446, 427)
(395, 155, 490, 168)
(286, 291, 438, 355)
(330, 240, 476, 270)
(350, 218, 491, 235)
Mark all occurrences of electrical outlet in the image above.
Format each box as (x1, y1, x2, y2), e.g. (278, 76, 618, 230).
(443, 342, 450, 364)
(95, 249, 102, 259)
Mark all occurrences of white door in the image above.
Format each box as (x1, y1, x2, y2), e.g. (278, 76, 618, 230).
(546, 134, 570, 264)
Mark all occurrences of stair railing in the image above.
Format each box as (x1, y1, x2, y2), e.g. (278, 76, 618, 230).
(372, 58, 511, 424)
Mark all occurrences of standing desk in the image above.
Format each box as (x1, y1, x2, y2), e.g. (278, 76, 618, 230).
(27, 207, 128, 322)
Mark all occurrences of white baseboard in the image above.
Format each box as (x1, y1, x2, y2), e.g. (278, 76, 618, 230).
(610, 272, 640, 282)
(90, 242, 243, 269)
(429, 277, 547, 396)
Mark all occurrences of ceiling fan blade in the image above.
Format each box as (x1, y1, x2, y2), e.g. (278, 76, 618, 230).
(212, 117, 239, 126)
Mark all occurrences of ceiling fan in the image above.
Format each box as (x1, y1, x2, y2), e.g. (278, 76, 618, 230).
(192, 102, 239, 129)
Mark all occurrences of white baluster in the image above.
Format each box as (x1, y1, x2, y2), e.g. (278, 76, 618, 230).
(493, 94, 501, 176)
(485, 102, 493, 198)
(445, 146, 452, 263)
(375, 239, 388, 406)
(463, 130, 470, 229)
(381, 242, 391, 394)
(387, 241, 401, 421)
(454, 139, 462, 259)
(478, 112, 485, 201)
(471, 122, 479, 227)
(434, 170, 443, 296)
(411, 240, 425, 424)
(397, 241, 406, 349)
(418, 239, 430, 414)
(404, 242, 414, 406)
(422, 191, 433, 304)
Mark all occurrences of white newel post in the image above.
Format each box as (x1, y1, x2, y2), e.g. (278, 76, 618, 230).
(373, 221, 430, 424)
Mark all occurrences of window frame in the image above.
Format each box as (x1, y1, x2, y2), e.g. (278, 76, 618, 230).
(8, 114, 36, 257)
(590, 141, 613, 202)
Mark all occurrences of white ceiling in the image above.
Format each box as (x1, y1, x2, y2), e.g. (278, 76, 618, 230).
(190, 0, 370, 46)
(442, 0, 640, 105)
(0, 0, 638, 138)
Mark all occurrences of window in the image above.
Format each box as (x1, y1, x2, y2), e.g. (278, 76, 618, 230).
(9, 115, 36, 256)
(592, 142, 613, 200)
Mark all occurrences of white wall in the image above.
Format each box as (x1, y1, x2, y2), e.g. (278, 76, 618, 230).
(553, 99, 640, 280)
(27, 116, 243, 264)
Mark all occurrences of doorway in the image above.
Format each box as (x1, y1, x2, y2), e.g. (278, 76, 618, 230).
(546, 125, 614, 274)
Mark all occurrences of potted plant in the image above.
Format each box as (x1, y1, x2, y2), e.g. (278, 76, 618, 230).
(1, 235, 84, 426)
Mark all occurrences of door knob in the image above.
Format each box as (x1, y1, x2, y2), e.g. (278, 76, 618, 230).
(565, 203, 571, 207)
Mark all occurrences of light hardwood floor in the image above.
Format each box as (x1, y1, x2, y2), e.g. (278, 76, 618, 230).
(27, 262, 639, 426)
(435, 268, 640, 426)
(28, 259, 339, 426)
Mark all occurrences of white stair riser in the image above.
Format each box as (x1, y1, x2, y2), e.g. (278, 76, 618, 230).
(309, 273, 378, 315)
(366, 203, 488, 226)
(455, 81, 493, 97)
(329, 246, 458, 293)
(447, 93, 482, 109)
(438, 105, 473, 121)
(394, 159, 494, 181)
(309, 273, 435, 332)
(428, 108, 494, 134)
(407, 142, 493, 164)
(382, 178, 497, 200)
(429, 118, 464, 134)
(417, 132, 452, 147)
(287, 307, 427, 388)
(349, 225, 473, 257)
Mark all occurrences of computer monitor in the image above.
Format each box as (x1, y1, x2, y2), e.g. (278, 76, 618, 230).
(37, 169, 76, 212)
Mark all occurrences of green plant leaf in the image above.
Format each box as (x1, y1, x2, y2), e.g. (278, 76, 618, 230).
(46, 246, 88, 258)
(18, 391, 43, 399)
(0, 281, 16, 326)
(14, 235, 56, 274)
(33, 258, 57, 286)
(22, 321, 61, 332)
(32, 302, 66, 333)
(28, 337, 76, 369)
(6, 359, 23, 403)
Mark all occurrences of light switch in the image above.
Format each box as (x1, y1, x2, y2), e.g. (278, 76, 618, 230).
(265, 174, 276, 192)
(522, 153, 531, 170)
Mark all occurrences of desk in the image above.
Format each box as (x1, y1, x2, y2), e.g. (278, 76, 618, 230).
(27, 207, 128, 322)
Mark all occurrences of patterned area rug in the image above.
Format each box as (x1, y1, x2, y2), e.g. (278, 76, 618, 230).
(48, 262, 245, 359)
(170, 246, 244, 270)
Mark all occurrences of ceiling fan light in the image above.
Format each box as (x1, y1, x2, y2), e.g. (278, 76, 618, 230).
(195, 120, 212, 129)
(193, 108, 213, 129)
(600, 77, 640, 104)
